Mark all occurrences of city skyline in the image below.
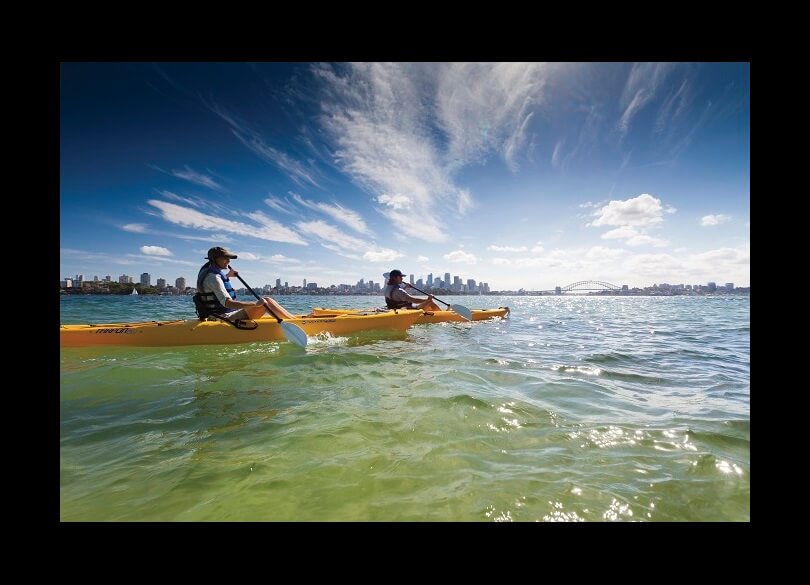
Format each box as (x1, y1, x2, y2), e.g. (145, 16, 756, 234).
(61, 63, 750, 290)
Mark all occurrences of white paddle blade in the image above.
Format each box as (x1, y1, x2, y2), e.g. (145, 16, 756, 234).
(281, 322, 308, 347)
(382, 272, 390, 280)
(451, 304, 473, 321)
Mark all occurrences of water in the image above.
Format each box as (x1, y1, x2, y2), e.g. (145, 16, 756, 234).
(60, 294, 750, 521)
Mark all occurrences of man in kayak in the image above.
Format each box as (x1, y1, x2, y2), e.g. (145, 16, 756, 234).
(194, 246, 296, 321)
(383, 269, 442, 310)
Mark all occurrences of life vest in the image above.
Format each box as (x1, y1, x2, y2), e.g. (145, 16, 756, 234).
(383, 284, 411, 309)
(193, 264, 237, 319)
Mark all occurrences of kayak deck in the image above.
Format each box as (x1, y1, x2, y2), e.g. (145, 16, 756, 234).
(60, 310, 425, 347)
(310, 306, 510, 324)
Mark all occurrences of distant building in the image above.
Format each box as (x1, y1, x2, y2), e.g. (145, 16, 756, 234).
(725, 283, 734, 291)
(306, 282, 318, 290)
(104, 275, 111, 282)
(175, 277, 186, 291)
(707, 282, 717, 292)
(275, 278, 281, 289)
(157, 278, 166, 289)
(140, 273, 151, 286)
(410, 274, 414, 285)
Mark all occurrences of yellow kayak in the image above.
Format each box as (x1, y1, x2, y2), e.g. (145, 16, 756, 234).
(310, 306, 510, 324)
(60, 310, 425, 348)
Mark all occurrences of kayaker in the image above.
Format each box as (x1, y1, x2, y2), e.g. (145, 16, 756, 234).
(383, 269, 441, 310)
(194, 246, 296, 321)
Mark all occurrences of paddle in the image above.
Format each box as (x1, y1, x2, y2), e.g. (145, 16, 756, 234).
(232, 271, 308, 348)
(382, 273, 473, 321)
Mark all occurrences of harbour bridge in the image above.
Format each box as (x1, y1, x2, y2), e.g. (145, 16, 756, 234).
(561, 280, 621, 292)
(530, 280, 624, 295)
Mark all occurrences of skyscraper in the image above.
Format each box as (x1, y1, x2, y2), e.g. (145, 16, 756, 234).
(140, 273, 151, 286)
(175, 277, 186, 291)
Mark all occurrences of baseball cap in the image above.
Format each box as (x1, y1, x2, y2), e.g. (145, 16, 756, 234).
(206, 246, 237, 260)
(389, 269, 405, 278)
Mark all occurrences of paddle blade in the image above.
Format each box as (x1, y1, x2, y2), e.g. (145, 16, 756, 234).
(450, 304, 473, 321)
(281, 322, 309, 347)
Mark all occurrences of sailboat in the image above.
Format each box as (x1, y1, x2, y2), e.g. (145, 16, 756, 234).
(131, 287, 138, 295)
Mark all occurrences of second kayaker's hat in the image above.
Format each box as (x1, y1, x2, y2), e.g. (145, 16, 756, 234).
(389, 269, 405, 278)
(207, 246, 237, 260)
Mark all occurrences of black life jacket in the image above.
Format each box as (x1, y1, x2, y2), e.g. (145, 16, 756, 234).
(193, 264, 237, 319)
(384, 284, 411, 309)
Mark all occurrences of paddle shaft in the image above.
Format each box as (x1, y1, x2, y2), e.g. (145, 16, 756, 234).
(406, 283, 452, 309)
(234, 272, 282, 323)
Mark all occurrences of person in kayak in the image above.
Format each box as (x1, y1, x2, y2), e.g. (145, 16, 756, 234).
(383, 269, 442, 310)
(194, 246, 296, 321)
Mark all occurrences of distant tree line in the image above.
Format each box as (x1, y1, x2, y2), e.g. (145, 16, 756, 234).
(60, 283, 160, 295)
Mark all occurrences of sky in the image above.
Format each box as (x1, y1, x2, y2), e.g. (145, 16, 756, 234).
(60, 62, 749, 290)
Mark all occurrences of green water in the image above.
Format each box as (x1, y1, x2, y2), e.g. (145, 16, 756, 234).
(61, 295, 749, 521)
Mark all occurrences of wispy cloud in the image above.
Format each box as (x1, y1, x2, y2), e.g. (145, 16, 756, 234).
(148, 199, 307, 245)
(618, 63, 675, 137)
(140, 245, 173, 256)
(296, 219, 401, 262)
(206, 101, 322, 189)
(264, 195, 298, 215)
(313, 63, 551, 242)
(416, 255, 429, 262)
(701, 214, 731, 226)
(290, 192, 371, 235)
(487, 245, 528, 252)
(170, 166, 223, 191)
(122, 223, 149, 233)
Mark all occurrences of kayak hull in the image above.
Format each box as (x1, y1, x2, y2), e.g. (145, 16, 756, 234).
(310, 306, 510, 324)
(60, 310, 424, 348)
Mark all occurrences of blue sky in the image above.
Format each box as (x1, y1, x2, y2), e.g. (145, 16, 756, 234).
(60, 62, 749, 290)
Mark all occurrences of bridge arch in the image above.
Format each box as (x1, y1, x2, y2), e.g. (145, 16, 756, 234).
(561, 280, 621, 291)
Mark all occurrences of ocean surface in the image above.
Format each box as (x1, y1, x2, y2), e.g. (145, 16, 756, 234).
(60, 294, 750, 521)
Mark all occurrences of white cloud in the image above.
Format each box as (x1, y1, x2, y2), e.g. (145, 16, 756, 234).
(206, 101, 322, 189)
(531, 245, 544, 254)
(363, 248, 403, 262)
(600, 223, 667, 247)
(487, 245, 528, 252)
(237, 252, 260, 260)
(290, 192, 371, 235)
(592, 194, 666, 227)
(122, 223, 149, 233)
(148, 200, 308, 245)
(618, 63, 675, 137)
(625, 234, 668, 247)
(296, 219, 400, 263)
(585, 246, 627, 261)
(264, 196, 298, 215)
(376, 193, 411, 211)
(313, 63, 551, 241)
(443, 250, 478, 264)
(416, 255, 429, 262)
(601, 226, 640, 239)
(171, 166, 223, 191)
(140, 245, 172, 256)
(701, 214, 731, 226)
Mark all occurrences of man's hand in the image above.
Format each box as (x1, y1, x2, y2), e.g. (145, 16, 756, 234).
(227, 268, 239, 278)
